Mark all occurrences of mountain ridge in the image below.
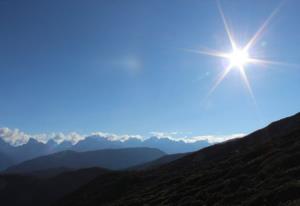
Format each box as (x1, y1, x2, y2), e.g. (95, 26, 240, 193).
(0, 134, 211, 170)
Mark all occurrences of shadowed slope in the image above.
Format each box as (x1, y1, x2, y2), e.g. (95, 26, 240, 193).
(130, 152, 189, 171)
(0, 167, 108, 206)
(56, 113, 300, 206)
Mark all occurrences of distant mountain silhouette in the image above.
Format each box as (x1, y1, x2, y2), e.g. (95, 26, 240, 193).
(72, 136, 122, 151)
(0, 138, 13, 151)
(0, 134, 210, 170)
(143, 136, 209, 153)
(5, 147, 165, 174)
(72, 135, 210, 153)
(0, 151, 13, 170)
(11, 138, 51, 162)
(0, 138, 56, 168)
(0, 139, 15, 170)
(55, 140, 73, 151)
(54, 112, 300, 206)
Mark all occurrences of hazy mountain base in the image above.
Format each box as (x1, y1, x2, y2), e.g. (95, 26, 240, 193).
(55, 113, 300, 206)
(4, 147, 165, 174)
(129, 152, 188, 171)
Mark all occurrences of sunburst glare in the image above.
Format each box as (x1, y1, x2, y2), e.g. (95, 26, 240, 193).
(185, 0, 287, 102)
(228, 49, 250, 68)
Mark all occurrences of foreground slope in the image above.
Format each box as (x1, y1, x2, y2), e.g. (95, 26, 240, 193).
(5, 147, 165, 174)
(0, 167, 108, 206)
(56, 113, 300, 206)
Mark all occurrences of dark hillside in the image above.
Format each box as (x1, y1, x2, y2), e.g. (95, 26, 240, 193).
(0, 167, 108, 206)
(56, 113, 300, 206)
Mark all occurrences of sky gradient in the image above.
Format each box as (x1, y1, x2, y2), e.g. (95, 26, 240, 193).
(1, 0, 300, 141)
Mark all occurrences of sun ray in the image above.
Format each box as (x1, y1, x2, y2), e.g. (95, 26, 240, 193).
(208, 64, 233, 95)
(239, 67, 256, 103)
(217, 0, 236, 50)
(244, 0, 285, 51)
(248, 58, 298, 68)
(239, 66, 262, 126)
(182, 48, 229, 59)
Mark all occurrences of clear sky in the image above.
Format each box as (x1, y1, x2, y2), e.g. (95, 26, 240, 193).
(0, 0, 299, 138)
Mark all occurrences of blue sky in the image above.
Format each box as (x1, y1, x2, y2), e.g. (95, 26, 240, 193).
(0, 0, 299, 139)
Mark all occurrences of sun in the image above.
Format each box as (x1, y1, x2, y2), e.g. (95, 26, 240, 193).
(228, 49, 250, 68)
(183, 0, 287, 102)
